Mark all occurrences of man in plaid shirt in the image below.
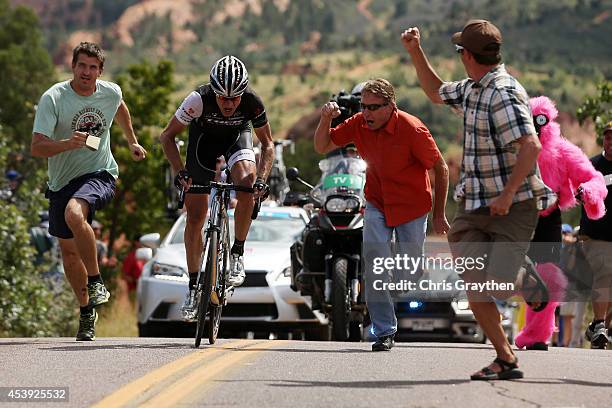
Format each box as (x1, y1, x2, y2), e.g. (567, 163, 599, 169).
(401, 20, 556, 380)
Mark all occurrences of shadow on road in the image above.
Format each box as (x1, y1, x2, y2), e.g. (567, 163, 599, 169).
(515, 379, 612, 388)
(41, 343, 196, 351)
(224, 379, 471, 388)
(218, 377, 612, 389)
(222, 347, 371, 354)
(0, 341, 58, 346)
(394, 344, 492, 350)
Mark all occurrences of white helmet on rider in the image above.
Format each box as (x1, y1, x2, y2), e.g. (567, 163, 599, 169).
(210, 55, 249, 98)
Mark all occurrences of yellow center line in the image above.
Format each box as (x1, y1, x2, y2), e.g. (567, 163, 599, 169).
(91, 339, 253, 408)
(139, 340, 286, 407)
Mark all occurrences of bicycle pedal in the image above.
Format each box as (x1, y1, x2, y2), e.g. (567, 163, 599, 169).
(224, 287, 234, 305)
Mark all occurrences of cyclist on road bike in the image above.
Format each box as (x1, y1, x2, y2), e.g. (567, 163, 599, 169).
(159, 55, 274, 319)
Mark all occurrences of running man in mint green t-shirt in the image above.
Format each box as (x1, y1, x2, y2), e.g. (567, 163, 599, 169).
(31, 42, 147, 342)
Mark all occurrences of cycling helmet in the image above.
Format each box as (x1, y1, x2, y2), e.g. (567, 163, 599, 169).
(209, 55, 249, 97)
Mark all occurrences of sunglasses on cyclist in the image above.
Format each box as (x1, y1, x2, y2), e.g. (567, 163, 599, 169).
(216, 95, 241, 102)
(454, 44, 465, 54)
(360, 102, 389, 111)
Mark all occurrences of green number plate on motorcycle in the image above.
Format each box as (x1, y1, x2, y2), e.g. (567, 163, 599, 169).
(322, 174, 364, 189)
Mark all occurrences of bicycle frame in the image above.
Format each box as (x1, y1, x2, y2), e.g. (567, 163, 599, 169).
(204, 187, 231, 305)
(193, 180, 258, 347)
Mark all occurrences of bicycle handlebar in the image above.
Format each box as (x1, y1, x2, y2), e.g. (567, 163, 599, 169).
(176, 183, 262, 219)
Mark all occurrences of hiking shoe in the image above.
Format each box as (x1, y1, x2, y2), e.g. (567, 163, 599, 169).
(181, 289, 197, 321)
(87, 281, 110, 308)
(586, 321, 609, 349)
(76, 309, 98, 341)
(227, 254, 246, 287)
(372, 334, 395, 351)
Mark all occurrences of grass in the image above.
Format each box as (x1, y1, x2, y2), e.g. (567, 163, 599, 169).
(96, 280, 139, 337)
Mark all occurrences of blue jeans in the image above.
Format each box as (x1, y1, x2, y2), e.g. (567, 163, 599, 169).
(363, 203, 427, 338)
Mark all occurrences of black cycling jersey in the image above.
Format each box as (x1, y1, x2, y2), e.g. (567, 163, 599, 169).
(188, 84, 268, 134)
(177, 84, 268, 193)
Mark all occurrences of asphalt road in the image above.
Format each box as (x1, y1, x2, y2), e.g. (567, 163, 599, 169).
(0, 337, 610, 407)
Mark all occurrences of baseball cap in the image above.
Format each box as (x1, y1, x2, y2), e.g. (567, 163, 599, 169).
(452, 19, 502, 56)
(603, 120, 612, 134)
(562, 224, 573, 234)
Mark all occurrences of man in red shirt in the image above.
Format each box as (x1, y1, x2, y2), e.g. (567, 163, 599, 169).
(122, 235, 145, 293)
(314, 78, 449, 351)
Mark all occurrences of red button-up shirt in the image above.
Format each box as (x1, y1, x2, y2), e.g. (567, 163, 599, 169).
(330, 109, 441, 226)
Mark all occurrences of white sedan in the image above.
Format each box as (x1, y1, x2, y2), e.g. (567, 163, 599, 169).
(136, 206, 327, 338)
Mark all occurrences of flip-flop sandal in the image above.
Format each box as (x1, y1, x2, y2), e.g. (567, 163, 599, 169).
(471, 357, 524, 381)
(522, 257, 549, 312)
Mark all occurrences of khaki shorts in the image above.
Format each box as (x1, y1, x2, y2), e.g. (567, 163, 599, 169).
(582, 239, 612, 302)
(448, 198, 539, 283)
(560, 301, 580, 316)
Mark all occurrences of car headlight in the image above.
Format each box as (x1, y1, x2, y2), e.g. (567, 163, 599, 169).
(151, 262, 186, 277)
(325, 197, 360, 213)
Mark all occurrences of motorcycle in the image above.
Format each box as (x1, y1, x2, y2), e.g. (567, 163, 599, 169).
(288, 148, 368, 341)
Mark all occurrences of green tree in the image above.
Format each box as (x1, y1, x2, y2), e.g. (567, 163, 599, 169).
(0, 136, 75, 337)
(577, 81, 612, 145)
(0, 0, 77, 338)
(0, 0, 55, 161)
(98, 60, 175, 259)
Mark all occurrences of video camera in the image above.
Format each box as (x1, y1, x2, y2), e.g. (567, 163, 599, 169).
(331, 89, 362, 128)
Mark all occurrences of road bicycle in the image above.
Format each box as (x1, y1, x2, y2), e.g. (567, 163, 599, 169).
(178, 179, 261, 347)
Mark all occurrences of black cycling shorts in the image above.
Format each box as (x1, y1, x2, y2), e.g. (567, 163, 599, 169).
(185, 127, 255, 194)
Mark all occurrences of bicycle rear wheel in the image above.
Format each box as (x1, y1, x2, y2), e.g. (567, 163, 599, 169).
(195, 230, 217, 348)
(208, 216, 230, 344)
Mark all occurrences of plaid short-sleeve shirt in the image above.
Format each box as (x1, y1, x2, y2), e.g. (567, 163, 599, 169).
(439, 64, 556, 211)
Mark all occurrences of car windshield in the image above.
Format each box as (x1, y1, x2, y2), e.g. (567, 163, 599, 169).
(168, 213, 305, 245)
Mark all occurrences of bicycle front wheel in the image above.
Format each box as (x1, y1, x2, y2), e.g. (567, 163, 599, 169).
(195, 230, 217, 348)
(207, 303, 222, 344)
(208, 215, 230, 344)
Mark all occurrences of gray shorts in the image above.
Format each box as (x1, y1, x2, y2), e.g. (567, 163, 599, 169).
(447, 198, 539, 283)
(582, 238, 612, 301)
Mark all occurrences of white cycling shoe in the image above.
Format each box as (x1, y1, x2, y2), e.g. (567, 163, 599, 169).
(227, 254, 246, 287)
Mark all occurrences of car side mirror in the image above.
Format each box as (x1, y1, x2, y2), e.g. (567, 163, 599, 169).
(140, 233, 161, 249)
(135, 247, 153, 261)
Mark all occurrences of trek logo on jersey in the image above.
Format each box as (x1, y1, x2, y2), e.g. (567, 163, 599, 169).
(201, 111, 247, 127)
(71, 107, 107, 137)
